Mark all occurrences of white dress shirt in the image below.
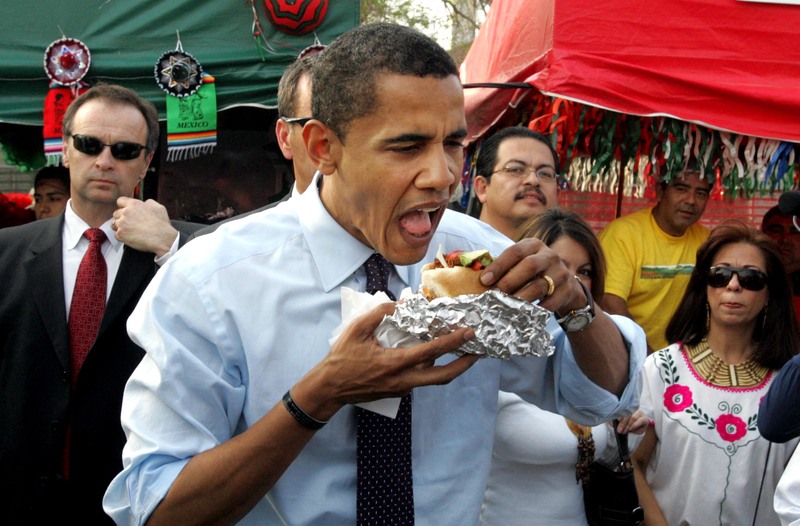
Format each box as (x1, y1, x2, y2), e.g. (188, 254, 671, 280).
(62, 200, 122, 316)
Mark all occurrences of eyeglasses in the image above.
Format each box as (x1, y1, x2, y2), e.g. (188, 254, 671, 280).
(707, 266, 768, 291)
(280, 116, 312, 127)
(71, 134, 146, 161)
(492, 163, 558, 182)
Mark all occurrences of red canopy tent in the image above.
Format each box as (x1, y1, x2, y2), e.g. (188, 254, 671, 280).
(461, 0, 800, 144)
(459, 0, 800, 228)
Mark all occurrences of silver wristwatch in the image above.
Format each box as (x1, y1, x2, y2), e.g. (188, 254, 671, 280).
(556, 277, 595, 332)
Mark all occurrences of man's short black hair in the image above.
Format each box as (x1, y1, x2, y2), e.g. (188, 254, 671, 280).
(312, 23, 459, 141)
(475, 126, 559, 181)
(34, 165, 70, 190)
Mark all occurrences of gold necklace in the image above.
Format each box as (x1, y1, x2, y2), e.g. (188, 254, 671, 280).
(686, 339, 769, 387)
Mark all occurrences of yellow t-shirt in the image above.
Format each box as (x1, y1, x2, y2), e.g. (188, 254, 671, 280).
(599, 207, 709, 350)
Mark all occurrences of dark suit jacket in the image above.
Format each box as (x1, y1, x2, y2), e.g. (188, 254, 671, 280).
(188, 191, 290, 240)
(0, 215, 202, 524)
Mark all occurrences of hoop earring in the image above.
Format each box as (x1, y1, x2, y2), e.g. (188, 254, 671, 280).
(762, 301, 768, 332)
(706, 302, 710, 332)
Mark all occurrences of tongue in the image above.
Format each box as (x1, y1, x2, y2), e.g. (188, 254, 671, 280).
(400, 210, 432, 235)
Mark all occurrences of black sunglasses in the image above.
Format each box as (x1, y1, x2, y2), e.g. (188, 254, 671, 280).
(71, 134, 146, 161)
(280, 116, 312, 127)
(707, 266, 768, 291)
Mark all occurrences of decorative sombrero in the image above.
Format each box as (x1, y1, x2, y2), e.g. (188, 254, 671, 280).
(154, 49, 203, 98)
(43, 37, 90, 86)
(263, 0, 329, 35)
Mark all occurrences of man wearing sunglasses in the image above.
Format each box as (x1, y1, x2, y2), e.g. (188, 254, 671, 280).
(599, 166, 711, 353)
(0, 83, 201, 524)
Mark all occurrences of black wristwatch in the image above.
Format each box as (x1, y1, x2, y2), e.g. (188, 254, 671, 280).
(556, 276, 595, 332)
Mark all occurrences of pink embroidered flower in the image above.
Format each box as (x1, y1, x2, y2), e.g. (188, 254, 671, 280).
(716, 414, 747, 442)
(664, 384, 693, 412)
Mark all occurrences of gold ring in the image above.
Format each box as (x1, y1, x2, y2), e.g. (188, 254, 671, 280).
(542, 274, 555, 297)
(111, 218, 117, 229)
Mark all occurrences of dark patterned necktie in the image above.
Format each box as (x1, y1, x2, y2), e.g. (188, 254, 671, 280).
(68, 228, 107, 387)
(357, 253, 414, 525)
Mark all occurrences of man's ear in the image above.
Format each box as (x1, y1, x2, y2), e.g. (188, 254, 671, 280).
(655, 182, 665, 203)
(303, 119, 338, 175)
(275, 118, 294, 160)
(139, 151, 155, 182)
(62, 140, 70, 168)
(473, 175, 489, 204)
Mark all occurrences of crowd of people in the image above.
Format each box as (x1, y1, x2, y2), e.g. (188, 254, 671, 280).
(0, 21, 797, 526)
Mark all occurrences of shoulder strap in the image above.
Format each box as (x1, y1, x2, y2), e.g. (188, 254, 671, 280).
(612, 419, 634, 469)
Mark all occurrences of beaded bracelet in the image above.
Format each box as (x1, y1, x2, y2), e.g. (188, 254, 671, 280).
(282, 390, 328, 430)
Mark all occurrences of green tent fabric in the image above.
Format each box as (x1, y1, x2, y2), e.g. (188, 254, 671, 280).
(0, 0, 359, 126)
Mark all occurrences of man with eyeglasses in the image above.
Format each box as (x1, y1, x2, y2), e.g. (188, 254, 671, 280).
(599, 164, 711, 353)
(472, 126, 561, 239)
(0, 83, 201, 524)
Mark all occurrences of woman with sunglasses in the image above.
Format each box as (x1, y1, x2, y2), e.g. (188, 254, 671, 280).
(632, 220, 800, 526)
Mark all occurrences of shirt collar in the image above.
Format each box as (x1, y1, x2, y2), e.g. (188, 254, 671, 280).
(64, 199, 122, 252)
(296, 172, 409, 292)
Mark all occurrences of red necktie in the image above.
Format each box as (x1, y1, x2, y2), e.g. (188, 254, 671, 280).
(357, 253, 414, 525)
(68, 228, 107, 387)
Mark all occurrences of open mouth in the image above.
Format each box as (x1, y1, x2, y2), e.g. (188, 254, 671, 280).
(400, 206, 441, 238)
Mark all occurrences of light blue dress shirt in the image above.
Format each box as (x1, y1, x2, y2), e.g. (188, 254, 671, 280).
(104, 175, 645, 525)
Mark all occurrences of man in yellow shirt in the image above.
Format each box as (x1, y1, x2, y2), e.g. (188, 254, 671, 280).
(599, 168, 711, 352)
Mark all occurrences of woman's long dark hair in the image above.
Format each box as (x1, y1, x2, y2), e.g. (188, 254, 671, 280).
(515, 208, 606, 301)
(665, 220, 799, 369)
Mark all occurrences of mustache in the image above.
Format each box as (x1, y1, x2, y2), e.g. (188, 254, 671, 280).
(514, 185, 546, 205)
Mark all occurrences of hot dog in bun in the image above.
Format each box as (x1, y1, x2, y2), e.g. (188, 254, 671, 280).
(421, 248, 494, 299)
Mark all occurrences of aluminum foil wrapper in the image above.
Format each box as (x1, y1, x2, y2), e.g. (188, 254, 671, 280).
(380, 289, 554, 359)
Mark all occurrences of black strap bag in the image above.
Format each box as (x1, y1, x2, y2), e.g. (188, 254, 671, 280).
(582, 420, 644, 526)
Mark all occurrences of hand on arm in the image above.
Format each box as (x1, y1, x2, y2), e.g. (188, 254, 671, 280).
(481, 238, 630, 395)
(113, 197, 178, 258)
(631, 426, 668, 526)
(615, 409, 649, 435)
(146, 302, 477, 525)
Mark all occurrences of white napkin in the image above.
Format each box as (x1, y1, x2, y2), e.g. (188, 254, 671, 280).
(330, 287, 421, 418)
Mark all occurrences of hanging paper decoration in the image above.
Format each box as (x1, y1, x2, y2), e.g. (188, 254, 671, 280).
(42, 37, 91, 165)
(471, 91, 800, 201)
(155, 34, 217, 161)
(263, 0, 328, 35)
(164, 74, 217, 162)
(42, 82, 89, 165)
